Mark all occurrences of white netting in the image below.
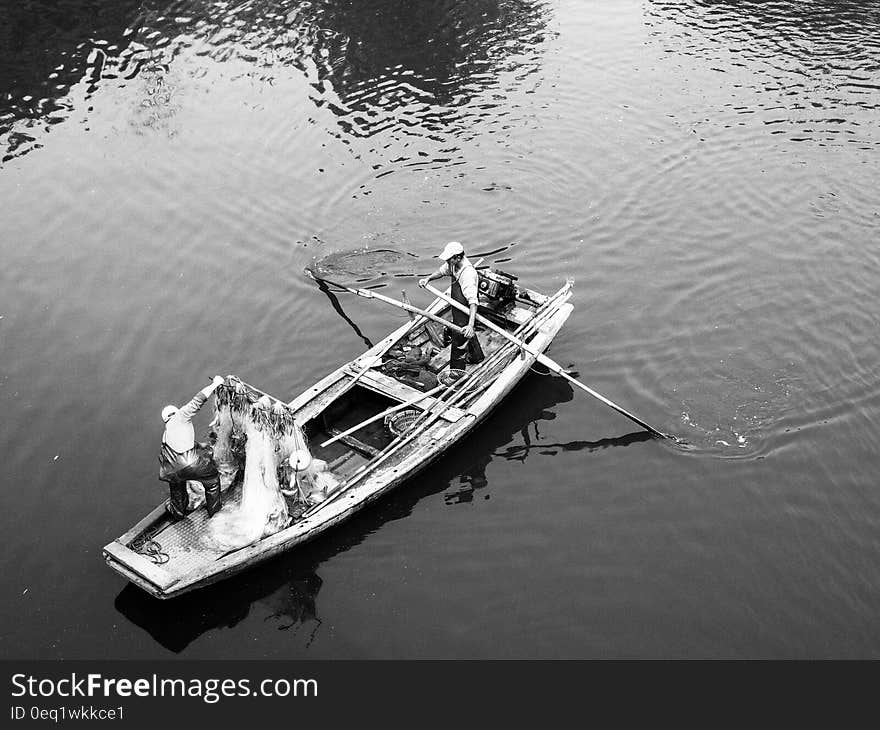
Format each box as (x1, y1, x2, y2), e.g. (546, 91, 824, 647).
(204, 380, 307, 551)
(212, 398, 244, 491)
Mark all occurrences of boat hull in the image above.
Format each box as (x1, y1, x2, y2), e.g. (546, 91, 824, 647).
(103, 287, 573, 599)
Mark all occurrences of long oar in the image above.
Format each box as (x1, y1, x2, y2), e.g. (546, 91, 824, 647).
(423, 283, 671, 440)
(306, 272, 468, 338)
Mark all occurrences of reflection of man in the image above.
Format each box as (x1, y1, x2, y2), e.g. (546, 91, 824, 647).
(418, 241, 485, 370)
(158, 376, 224, 520)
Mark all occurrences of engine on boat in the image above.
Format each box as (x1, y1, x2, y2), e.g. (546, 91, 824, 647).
(478, 269, 518, 306)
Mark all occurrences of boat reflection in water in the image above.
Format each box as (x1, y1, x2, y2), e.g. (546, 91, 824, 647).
(114, 371, 647, 653)
(114, 562, 325, 654)
(442, 369, 652, 504)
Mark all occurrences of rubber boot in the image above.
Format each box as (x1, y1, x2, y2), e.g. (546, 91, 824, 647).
(167, 479, 188, 520)
(204, 477, 222, 517)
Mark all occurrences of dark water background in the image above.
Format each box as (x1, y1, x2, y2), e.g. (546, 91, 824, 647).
(2, 0, 879, 658)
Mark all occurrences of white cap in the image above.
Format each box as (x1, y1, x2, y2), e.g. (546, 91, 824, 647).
(161, 405, 179, 423)
(439, 241, 464, 261)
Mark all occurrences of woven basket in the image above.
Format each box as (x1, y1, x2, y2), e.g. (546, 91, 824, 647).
(385, 409, 422, 437)
(438, 368, 466, 387)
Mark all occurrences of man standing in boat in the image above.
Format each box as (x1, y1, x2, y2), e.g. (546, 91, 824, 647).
(158, 376, 225, 520)
(419, 241, 485, 371)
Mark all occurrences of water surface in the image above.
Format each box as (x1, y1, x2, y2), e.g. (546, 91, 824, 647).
(2, 0, 880, 658)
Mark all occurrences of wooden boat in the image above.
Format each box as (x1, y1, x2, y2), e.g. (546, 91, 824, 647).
(103, 271, 573, 599)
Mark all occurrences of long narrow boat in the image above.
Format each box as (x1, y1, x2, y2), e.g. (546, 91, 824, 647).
(103, 270, 573, 598)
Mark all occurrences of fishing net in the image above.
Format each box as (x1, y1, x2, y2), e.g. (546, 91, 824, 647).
(205, 378, 312, 552)
(212, 379, 248, 491)
(306, 247, 417, 283)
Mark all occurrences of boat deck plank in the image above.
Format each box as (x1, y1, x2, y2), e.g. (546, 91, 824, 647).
(355, 369, 466, 422)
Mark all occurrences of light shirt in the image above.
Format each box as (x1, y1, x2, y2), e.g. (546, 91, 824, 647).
(439, 256, 479, 306)
(162, 390, 208, 453)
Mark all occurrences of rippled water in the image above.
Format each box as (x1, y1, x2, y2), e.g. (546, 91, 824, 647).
(2, 0, 880, 658)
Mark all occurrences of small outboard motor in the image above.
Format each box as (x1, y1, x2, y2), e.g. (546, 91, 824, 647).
(478, 269, 518, 305)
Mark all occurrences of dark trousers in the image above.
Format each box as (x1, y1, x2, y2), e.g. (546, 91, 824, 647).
(160, 445, 221, 519)
(450, 331, 485, 371)
(449, 283, 485, 371)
